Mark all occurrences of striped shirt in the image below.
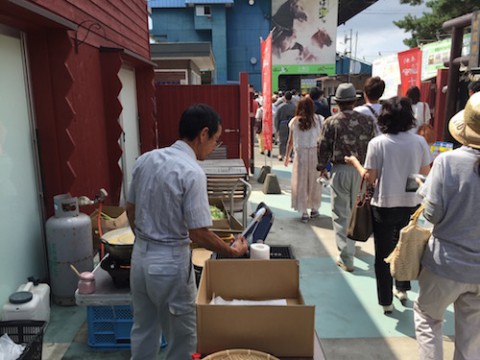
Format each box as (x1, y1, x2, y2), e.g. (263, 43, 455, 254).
(127, 140, 212, 246)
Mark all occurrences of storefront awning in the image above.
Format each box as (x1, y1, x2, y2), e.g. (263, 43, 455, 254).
(151, 42, 215, 71)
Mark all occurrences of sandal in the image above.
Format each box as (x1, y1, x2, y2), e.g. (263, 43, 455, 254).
(310, 210, 320, 218)
(301, 214, 309, 223)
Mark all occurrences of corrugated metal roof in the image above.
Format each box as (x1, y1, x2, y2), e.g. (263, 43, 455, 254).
(148, 0, 233, 8)
(148, 0, 186, 8)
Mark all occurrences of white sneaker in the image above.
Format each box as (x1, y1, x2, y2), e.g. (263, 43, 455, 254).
(382, 304, 394, 314)
(394, 289, 408, 302)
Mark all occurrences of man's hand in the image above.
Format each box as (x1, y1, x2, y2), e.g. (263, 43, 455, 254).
(344, 155, 358, 166)
(319, 169, 329, 179)
(230, 235, 248, 257)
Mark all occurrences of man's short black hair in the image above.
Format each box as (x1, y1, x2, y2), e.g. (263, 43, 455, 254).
(363, 76, 385, 101)
(179, 104, 221, 141)
(284, 91, 293, 100)
(309, 87, 321, 100)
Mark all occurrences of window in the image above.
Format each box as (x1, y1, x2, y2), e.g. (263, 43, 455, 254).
(196, 5, 211, 17)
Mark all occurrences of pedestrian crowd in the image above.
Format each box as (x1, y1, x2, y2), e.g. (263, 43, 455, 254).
(125, 78, 480, 359)
(253, 77, 480, 360)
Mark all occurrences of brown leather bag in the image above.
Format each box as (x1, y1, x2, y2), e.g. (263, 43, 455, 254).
(417, 102, 435, 144)
(347, 175, 373, 242)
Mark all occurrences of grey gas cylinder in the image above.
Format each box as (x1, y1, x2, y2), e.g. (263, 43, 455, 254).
(46, 194, 93, 305)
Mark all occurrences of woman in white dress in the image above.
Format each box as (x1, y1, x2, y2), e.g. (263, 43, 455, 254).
(284, 97, 323, 222)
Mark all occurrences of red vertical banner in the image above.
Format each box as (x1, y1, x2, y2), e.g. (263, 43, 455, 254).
(261, 34, 272, 151)
(398, 48, 422, 95)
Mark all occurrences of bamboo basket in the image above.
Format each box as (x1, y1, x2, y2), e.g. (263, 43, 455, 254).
(203, 349, 280, 360)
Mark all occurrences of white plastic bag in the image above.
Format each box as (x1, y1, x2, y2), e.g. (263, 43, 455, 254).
(0, 333, 25, 360)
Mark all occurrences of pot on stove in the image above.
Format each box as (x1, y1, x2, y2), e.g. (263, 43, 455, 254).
(101, 227, 135, 261)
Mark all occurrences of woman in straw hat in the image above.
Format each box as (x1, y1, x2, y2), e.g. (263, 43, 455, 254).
(414, 92, 480, 360)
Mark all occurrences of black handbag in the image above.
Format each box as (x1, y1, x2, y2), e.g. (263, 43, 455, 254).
(347, 175, 373, 242)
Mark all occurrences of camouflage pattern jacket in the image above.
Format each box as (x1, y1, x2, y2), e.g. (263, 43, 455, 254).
(317, 110, 376, 170)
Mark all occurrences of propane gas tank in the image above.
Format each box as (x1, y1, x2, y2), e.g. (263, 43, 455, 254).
(46, 194, 93, 305)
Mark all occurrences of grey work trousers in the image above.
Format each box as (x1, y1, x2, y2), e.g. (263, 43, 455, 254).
(414, 267, 480, 360)
(130, 238, 196, 360)
(329, 164, 361, 269)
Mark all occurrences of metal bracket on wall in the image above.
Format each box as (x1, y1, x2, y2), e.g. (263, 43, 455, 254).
(74, 20, 105, 54)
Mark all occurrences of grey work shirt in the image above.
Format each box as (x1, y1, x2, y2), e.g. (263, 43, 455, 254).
(127, 140, 212, 246)
(419, 146, 480, 283)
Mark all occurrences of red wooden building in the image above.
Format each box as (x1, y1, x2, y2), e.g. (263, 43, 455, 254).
(0, 0, 155, 304)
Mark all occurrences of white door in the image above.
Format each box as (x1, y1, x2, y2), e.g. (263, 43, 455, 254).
(118, 67, 140, 205)
(0, 26, 46, 304)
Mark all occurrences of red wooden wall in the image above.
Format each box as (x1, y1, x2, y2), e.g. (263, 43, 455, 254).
(155, 73, 252, 171)
(1, 1, 156, 215)
(31, 0, 150, 59)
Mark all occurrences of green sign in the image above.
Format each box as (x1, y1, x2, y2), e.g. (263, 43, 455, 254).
(272, 64, 336, 91)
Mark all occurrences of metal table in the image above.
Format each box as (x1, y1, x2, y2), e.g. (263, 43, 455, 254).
(75, 267, 131, 306)
(198, 159, 247, 177)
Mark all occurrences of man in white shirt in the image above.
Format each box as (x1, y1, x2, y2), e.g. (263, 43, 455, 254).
(354, 76, 385, 134)
(126, 104, 248, 359)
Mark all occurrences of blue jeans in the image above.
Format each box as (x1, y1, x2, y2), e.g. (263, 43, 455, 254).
(372, 206, 416, 305)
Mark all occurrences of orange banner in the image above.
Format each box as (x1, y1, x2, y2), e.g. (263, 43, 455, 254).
(261, 34, 272, 151)
(398, 48, 422, 96)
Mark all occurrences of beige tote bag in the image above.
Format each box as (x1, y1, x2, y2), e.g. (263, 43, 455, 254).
(384, 205, 431, 281)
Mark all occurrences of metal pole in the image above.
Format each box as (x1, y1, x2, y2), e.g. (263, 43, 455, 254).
(443, 26, 465, 142)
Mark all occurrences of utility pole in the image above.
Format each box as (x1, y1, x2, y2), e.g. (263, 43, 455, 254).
(344, 29, 353, 82)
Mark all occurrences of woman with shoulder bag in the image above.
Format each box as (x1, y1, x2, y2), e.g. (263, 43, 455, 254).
(414, 92, 480, 360)
(406, 86, 435, 143)
(345, 96, 432, 314)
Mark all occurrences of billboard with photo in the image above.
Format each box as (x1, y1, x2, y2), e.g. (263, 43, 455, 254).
(372, 54, 401, 100)
(420, 33, 471, 81)
(271, 0, 338, 90)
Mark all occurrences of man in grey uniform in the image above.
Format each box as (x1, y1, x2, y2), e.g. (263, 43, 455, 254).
(126, 104, 248, 359)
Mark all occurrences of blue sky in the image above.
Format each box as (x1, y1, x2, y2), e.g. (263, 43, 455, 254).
(337, 0, 431, 63)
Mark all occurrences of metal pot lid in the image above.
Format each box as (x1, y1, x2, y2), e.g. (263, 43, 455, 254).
(9, 291, 33, 304)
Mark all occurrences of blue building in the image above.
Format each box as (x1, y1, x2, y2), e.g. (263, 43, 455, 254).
(148, 0, 375, 90)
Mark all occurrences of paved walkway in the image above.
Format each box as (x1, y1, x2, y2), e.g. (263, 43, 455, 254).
(42, 143, 456, 359)
(250, 143, 455, 359)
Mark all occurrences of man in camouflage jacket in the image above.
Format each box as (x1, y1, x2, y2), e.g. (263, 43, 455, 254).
(317, 83, 376, 272)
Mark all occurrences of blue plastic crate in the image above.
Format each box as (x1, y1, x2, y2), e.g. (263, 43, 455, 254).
(87, 305, 167, 349)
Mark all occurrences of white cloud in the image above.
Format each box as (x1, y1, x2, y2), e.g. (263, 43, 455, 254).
(337, 0, 430, 63)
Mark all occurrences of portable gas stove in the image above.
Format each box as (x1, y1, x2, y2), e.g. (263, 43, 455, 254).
(100, 256, 131, 288)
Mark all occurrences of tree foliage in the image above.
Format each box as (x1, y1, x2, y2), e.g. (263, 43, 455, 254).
(394, 0, 479, 48)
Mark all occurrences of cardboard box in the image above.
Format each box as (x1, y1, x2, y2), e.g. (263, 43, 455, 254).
(196, 259, 315, 357)
(90, 206, 129, 235)
(90, 206, 129, 251)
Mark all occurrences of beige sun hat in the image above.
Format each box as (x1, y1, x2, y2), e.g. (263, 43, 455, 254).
(449, 92, 480, 149)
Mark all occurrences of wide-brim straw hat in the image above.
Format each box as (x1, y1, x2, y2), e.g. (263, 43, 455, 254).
(334, 83, 359, 103)
(449, 92, 480, 149)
